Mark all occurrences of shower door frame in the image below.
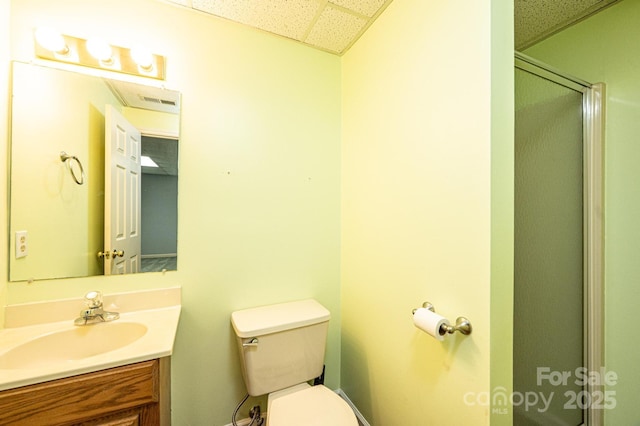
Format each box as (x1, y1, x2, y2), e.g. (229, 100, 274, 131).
(515, 52, 605, 426)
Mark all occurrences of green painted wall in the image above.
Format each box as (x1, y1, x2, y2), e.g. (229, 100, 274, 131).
(4, 1, 341, 424)
(526, 1, 640, 423)
(10, 63, 119, 281)
(490, 0, 515, 424)
(341, 0, 513, 424)
(0, 0, 9, 328)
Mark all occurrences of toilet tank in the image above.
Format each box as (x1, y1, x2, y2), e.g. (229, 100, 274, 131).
(231, 299, 330, 397)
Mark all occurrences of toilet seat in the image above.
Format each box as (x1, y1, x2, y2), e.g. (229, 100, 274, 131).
(267, 383, 358, 426)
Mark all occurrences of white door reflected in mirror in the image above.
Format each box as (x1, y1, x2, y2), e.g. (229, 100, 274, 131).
(104, 105, 142, 275)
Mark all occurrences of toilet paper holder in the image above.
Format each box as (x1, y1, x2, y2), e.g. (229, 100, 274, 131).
(412, 302, 472, 336)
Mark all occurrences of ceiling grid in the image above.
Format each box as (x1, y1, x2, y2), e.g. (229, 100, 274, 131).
(167, 0, 394, 55)
(166, 0, 623, 55)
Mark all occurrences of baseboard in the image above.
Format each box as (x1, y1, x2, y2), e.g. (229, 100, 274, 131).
(336, 389, 371, 426)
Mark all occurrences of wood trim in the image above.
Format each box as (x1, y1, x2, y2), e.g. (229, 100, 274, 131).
(159, 357, 172, 426)
(583, 83, 605, 426)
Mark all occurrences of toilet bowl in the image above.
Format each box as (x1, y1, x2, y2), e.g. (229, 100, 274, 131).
(267, 383, 357, 426)
(231, 299, 358, 426)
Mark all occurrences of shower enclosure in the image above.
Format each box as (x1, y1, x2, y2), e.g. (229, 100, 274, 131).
(513, 53, 604, 426)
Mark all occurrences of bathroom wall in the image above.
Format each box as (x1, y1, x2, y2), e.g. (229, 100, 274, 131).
(4, 1, 341, 425)
(489, 0, 516, 424)
(526, 1, 640, 423)
(341, 0, 513, 425)
(140, 173, 178, 256)
(10, 62, 120, 280)
(0, 0, 9, 328)
(4, 0, 516, 424)
(122, 107, 179, 137)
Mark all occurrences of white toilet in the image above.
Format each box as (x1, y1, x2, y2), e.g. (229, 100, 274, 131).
(231, 299, 358, 426)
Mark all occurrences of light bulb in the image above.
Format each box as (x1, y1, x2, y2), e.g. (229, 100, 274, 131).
(35, 27, 68, 54)
(131, 45, 154, 71)
(86, 37, 113, 63)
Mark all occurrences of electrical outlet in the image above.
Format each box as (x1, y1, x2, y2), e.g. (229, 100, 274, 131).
(15, 230, 28, 258)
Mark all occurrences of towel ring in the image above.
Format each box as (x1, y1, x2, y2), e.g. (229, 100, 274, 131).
(60, 151, 85, 185)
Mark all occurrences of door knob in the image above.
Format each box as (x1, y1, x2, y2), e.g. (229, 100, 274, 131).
(98, 249, 124, 259)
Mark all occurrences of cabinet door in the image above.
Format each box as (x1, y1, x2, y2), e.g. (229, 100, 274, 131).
(78, 410, 141, 426)
(0, 360, 163, 425)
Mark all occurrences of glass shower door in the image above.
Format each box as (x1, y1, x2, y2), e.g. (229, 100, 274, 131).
(514, 64, 585, 426)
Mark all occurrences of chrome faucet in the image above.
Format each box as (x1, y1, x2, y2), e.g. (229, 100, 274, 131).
(74, 290, 120, 325)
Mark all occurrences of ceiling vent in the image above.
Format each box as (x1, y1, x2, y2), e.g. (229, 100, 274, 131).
(106, 79, 180, 114)
(140, 96, 177, 106)
(142, 96, 161, 104)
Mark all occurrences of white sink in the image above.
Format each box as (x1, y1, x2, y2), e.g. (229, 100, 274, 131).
(0, 287, 181, 391)
(0, 322, 147, 369)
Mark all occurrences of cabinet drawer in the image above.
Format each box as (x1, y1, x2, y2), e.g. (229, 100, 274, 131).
(0, 360, 159, 425)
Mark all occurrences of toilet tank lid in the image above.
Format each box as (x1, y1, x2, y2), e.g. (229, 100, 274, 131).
(231, 299, 330, 338)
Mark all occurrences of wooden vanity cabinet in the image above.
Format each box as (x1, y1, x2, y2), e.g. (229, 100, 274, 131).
(0, 358, 171, 426)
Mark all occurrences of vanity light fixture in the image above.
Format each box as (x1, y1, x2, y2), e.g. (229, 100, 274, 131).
(130, 46, 154, 71)
(86, 37, 114, 64)
(34, 27, 69, 55)
(33, 28, 166, 80)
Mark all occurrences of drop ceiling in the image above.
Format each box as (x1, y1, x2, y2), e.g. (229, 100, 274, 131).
(166, 0, 623, 55)
(166, 0, 393, 55)
(515, 0, 621, 50)
(127, 0, 625, 177)
(123, 1, 626, 112)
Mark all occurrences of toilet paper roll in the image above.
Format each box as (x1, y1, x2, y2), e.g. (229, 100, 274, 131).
(413, 307, 450, 341)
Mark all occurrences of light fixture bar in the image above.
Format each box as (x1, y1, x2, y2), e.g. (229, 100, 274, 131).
(34, 29, 166, 80)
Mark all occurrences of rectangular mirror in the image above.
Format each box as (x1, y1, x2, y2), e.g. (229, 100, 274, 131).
(9, 61, 180, 281)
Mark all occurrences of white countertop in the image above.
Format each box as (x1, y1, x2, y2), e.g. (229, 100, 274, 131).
(0, 287, 181, 391)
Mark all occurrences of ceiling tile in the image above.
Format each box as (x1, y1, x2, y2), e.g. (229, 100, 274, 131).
(305, 4, 367, 54)
(168, 0, 192, 6)
(168, 0, 621, 56)
(515, 0, 618, 49)
(329, 0, 387, 17)
(192, 0, 321, 41)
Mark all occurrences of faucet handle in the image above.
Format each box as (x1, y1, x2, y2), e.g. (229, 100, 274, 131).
(84, 290, 103, 309)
